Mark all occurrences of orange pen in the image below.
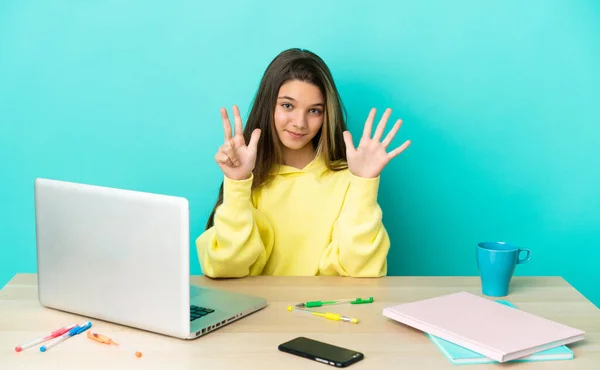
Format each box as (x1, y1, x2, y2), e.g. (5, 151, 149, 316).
(87, 331, 142, 358)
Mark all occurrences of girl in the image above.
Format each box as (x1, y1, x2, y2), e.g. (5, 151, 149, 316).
(196, 48, 411, 278)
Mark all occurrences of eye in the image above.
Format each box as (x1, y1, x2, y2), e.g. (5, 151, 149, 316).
(281, 103, 293, 110)
(309, 108, 323, 115)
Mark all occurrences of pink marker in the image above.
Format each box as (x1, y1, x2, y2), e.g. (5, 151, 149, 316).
(15, 324, 77, 352)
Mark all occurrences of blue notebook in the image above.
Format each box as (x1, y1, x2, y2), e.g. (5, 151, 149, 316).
(427, 300, 574, 365)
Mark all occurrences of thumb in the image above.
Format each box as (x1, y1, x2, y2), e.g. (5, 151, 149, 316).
(343, 131, 355, 151)
(248, 128, 261, 151)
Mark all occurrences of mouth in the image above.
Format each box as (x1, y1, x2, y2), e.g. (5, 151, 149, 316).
(286, 130, 306, 140)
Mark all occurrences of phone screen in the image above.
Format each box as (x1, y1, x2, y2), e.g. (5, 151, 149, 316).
(278, 336, 364, 367)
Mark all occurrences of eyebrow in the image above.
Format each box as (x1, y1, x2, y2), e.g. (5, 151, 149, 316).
(277, 96, 324, 107)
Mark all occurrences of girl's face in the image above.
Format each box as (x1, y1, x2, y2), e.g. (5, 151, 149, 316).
(274, 80, 325, 152)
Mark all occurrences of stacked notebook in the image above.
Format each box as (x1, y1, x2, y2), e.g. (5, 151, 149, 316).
(382, 292, 585, 363)
(427, 300, 574, 364)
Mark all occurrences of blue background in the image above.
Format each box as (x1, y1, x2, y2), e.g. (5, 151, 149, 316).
(1, 1, 598, 307)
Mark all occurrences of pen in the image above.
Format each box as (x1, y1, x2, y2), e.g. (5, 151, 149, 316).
(40, 321, 92, 352)
(15, 324, 77, 352)
(295, 297, 373, 308)
(87, 331, 143, 358)
(287, 306, 359, 324)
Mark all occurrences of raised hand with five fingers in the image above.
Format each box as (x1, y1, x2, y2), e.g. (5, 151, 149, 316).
(215, 105, 261, 181)
(343, 108, 411, 179)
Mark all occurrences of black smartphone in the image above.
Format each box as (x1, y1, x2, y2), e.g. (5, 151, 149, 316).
(278, 336, 364, 367)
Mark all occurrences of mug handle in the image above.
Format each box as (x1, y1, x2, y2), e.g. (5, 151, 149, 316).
(517, 248, 531, 264)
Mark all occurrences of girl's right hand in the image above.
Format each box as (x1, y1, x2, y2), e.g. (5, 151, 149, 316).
(214, 105, 261, 181)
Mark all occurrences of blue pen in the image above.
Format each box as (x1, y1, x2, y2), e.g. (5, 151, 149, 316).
(40, 321, 92, 352)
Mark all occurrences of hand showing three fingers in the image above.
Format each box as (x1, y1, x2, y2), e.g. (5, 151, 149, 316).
(343, 108, 411, 179)
(214, 105, 261, 181)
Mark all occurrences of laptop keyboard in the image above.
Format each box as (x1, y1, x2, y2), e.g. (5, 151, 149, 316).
(190, 305, 214, 322)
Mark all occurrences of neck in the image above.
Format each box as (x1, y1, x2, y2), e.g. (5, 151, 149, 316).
(282, 143, 316, 169)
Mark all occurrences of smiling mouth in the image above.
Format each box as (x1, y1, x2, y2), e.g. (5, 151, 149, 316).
(286, 131, 306, 139)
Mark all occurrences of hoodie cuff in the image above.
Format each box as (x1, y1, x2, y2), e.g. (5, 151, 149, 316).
(347, 173, 380, 209)
(222, 174, 253, 208)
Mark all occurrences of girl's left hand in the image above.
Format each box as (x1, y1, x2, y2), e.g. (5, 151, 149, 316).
(343, 108, 411, 178)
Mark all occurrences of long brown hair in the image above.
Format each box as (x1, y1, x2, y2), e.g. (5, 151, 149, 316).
(205, 48, 348, 229)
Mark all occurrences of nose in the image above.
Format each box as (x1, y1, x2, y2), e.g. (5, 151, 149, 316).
(291, 112, 308, 129)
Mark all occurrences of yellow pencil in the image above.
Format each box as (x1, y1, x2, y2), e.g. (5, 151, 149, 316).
(287, 306, 359, 324)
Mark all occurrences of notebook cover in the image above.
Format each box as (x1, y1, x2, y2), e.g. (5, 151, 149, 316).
(427, 300, 574, 364)
(382, 291, 585, 363)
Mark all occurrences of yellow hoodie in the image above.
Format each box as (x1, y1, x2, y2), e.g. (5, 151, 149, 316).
(195, 154, 390, 278)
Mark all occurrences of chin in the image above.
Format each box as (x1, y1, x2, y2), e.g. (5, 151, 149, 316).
(282, 140, 309, 150)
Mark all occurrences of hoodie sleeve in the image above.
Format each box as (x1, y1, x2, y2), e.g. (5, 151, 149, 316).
(195, 174, 274, 278)
(318, 173, 390, 277)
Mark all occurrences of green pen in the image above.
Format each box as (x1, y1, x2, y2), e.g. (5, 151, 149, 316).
(295, 297, 374, 308)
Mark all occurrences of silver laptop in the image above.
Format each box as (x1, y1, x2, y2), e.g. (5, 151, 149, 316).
(34, 178, 267, 339)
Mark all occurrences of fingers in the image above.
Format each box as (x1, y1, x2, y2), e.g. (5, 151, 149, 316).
(221, 105, 244, 141)
(233, 105, 243, 138)
(382, 119, 402, 147)
(214, 151, 234, 167)
(373, 108, 392, 141)
(362, 108, 376, 140)
(343, 131, 356, 152)
(248, 128, 261, 151)
(221, 108, 233, 142)
(388, 140, 411, 159)
(219, 141, 240, 166)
